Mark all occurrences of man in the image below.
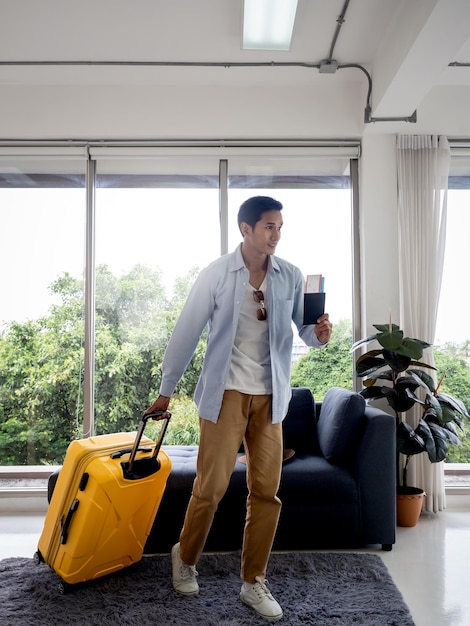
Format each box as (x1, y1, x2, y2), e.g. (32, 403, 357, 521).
(146, 196, 332, 622)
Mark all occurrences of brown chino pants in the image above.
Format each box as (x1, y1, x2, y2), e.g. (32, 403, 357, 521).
(179, 389, 283, 583)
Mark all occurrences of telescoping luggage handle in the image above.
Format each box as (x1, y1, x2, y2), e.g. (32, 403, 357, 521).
(126, 410, 171, 474)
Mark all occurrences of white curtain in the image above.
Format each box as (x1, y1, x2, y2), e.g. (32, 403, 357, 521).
(396, 134, 450, 513)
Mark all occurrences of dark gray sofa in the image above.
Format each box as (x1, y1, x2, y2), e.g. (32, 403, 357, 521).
(144, 386, 397, 554)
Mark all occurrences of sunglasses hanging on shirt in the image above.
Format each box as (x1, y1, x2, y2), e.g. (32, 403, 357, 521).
(253, 290, 267, 321)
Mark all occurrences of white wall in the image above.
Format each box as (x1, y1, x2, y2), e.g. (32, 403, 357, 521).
(0, 80, 367, 140)
(359, 135, 399, 335)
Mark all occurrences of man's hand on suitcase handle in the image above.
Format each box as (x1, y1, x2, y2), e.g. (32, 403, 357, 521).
(145, 409, 171, 422)
(145, 394, 171, 420)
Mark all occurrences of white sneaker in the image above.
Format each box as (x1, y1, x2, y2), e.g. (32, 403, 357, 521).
(240, 577, 283, 622)
(171, 543, 199, 596)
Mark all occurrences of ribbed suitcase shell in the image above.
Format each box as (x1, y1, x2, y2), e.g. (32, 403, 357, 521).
(37, 429, 171, 586)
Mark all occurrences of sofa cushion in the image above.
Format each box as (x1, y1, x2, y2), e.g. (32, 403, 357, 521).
(282, 387, 319, 454)
(317, 387, 365, 464)
(279, 455, 359, 504)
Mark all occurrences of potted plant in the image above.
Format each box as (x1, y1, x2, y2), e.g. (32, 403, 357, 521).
(351, 322, 469, 526)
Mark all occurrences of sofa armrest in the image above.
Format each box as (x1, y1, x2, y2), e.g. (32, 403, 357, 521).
(353, 405, 396, 547)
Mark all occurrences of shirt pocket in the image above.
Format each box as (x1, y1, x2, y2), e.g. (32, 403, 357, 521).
(272, 299, 294, 328)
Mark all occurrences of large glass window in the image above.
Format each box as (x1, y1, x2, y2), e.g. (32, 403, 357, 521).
(435, 167, 470, 472)
(93, 158, 220, 434)
(435, 191, 470, 347)
(228, 159, 354, 398)
(0, 145, 358, 465)
(0, 155, 86, 464)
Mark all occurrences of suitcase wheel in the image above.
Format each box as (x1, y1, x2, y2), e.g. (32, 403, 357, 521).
(33, 550, 44, 565)
(58, 580, 73, 595)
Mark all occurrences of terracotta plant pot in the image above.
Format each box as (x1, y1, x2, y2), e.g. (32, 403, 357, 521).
(396, 487, 426, 527)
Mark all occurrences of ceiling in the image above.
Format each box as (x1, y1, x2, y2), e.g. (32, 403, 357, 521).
(1, 0, 470, 121)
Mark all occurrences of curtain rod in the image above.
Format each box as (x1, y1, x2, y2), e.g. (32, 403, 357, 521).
(0, 138, 361, 149)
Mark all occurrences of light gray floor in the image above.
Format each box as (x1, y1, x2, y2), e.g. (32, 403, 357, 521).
(0, 502, 469, 626)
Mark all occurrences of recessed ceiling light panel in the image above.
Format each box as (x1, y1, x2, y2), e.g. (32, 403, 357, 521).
(242, 0, 298, 51)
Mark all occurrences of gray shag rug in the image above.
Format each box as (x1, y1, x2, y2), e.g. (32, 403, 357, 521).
(0, 551, 414, 625)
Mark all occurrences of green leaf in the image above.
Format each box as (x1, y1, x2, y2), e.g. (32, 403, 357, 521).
(356, 352, 387, 377)
(407, 369, 436, 393)
(373, 323, 401, 334)
(439, 403, 462, 426)
(350, 333, 381, 352)
(408, 360, 436, 371)
(360, 385, 389, 400)
(441, 421, 462, 446)
(396, 337, 430, 360)
(389, 388, 419, 413)
(437, 392, 470, 419)
(397, 421, 425, 456)
(419, 420, 449, 463)
(382, 350, 411, 373)
(375, 371, 396, 381)
(426, 393, 443, 419)
(395, 376, 422, 393)
(375, 327, 404, 350)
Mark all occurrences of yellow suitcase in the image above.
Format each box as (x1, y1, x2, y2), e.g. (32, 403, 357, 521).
(35, 412, 171, 591)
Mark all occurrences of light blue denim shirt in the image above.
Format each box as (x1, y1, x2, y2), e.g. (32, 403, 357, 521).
(159, 245, 325, 424)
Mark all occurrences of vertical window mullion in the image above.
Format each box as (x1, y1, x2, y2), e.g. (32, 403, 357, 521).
(219, 159, 229, 256)
(350, 157, 362, 391)
(83, 154, 96, 437)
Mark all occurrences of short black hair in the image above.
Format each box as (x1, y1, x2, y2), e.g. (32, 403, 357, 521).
(237, 196, 283, 233)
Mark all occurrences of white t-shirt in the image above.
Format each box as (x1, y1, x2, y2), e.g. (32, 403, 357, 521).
(225, 276, 272, 394)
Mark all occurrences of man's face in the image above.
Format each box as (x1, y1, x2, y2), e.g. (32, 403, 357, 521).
(242, 209, 283, 256)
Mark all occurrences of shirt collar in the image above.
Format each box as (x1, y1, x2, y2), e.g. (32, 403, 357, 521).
(230, 243, 280, 274)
